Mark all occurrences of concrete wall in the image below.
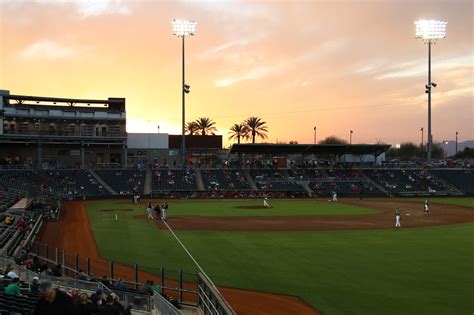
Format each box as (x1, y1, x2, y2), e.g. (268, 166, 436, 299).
(127, 133, 169, 149)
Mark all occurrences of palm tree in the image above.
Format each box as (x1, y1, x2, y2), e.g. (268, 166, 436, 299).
(195, 117, 217, 135)
(228, 123, 249, 144)
(185, 121, 199, 135)
(245, 116, 268, 144)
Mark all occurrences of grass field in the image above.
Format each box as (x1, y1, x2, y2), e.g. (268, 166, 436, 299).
(86, 198, 474, 315)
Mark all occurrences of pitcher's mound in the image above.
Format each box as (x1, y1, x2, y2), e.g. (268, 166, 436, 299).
(235, 205, 271, 209)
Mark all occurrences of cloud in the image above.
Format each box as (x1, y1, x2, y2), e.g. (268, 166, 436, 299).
(20, 40, 87, 60)
(375, 54, 473, 80)
(214, 65, 279, 87)
(74, 0, 131, 18)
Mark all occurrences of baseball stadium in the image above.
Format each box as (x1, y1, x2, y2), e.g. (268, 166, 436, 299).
(0, 1, 473, 315)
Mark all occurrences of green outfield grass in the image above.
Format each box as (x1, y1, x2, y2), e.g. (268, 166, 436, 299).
(400, 197, 474, 208)
(85, 199, 474, 315)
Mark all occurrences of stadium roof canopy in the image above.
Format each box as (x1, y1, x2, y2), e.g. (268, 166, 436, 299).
(229, 144, 391, 156)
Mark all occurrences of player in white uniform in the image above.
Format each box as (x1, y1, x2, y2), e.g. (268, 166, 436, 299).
(161, 201, 168, 220)
(146, 202, 153, 220)
(423, 199, 430, 214)
(395, 208, 401, 228)
(332, 191, 338, 202)
(263, 195, 270, 208)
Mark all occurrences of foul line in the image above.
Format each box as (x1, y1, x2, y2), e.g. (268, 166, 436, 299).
(162, 220, 219, 291)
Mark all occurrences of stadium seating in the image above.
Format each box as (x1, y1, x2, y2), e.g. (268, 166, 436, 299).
(250, 170, 304, 191)
(36, 170, 107, 198)
(432, 169, 474, 195)
(153, 169, 197, 191)
(310, 180, 383, 197)
(96, 169, 145, 195)
(201, 169, 250, 191)
(364, 169, 455, 195)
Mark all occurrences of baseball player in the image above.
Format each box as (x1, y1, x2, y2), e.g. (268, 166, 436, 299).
(423, 199, 430, 214)
(146, 202, 153, 220)
(395, 208, 401, 228)
(161, 201, 168, 220)
(331, 191, 338, 202)
(263, 195, 270, 208)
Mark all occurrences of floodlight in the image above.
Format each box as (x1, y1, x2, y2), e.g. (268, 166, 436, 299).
(415, 20, 447, 42)
(172, 19, 197, 37)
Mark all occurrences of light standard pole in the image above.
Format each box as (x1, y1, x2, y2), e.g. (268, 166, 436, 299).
(349, 130, 353, 144)
(415, 19, 447, 164)
(455, 131, 458, 155)
(172, 19, 197, 168)
(420, 127, 424, 148)
(313, 126, 317, 144)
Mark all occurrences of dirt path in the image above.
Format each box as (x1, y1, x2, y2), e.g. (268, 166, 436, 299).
(38, 201, 319, 315)
(154, 199, 474, 231)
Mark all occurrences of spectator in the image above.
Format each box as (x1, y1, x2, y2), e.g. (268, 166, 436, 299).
(77, 269, 89, 281)
(110, 293, 127, 315)
(76, 292, 99, 315)
(31, 276, 40, 294)
(33, 281, 79, 315)
(139, 280, 154, 296)
(98, 295, 121, 315)
(51, 264, 63, 277)
(101, 275, 112, 287)
(114, 278, 127, 291)
(91, 288, 105, 306)
(6, 266, 19, 279)
(5, 277, 21, 296)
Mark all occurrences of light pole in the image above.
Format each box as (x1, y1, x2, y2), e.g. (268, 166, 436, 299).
(415, 19, 447, 164)
(420, 127, 424, 148)
(172, 19, 197, 168)
(313, 126, 317, 144)
(455, 131, 458, 155)
(350, 130, 353, 144)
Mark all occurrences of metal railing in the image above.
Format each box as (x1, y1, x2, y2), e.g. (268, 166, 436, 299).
(197, 273, 236, 315)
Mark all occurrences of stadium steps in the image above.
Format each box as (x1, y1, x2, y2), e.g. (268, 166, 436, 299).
(243, 170, 258, 190)
(89, 169, 118, 195)
(194, 169, 205, 191)
(298, 181, 313, 196)
(359, 170, 389, 195)
(144, 168, 152, 195)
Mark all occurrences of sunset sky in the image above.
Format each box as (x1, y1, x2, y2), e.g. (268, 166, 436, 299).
(0, 0, 472, 147)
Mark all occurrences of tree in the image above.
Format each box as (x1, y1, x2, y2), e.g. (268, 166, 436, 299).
(244, 117, 268, 144)
(318, 136, 347, 145)
(195, 117, 217, 136)
(455, 147, 474, 159)
(185, 121, 199, 135)
(228, 123, 249, 144)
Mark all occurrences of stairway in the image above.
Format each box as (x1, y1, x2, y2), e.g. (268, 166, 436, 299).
(88, 169, 117, 195)
(359, 170, 389, 196)
(143, 168, 152, 195)
(194, 169, 205, 191)
(244, 170, 258, 190)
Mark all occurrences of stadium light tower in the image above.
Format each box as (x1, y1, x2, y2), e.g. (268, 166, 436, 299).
(415, 19, 447, 164)
(172, 19, 197, 168)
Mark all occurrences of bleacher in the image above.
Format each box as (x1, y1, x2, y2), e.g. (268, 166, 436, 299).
(0, 279, 35, 315)
(201, 170, 250, 191)
(153, 169, 197, 191)
(36, 170, 106, 198)
(310, 180, 383, 197)
(96, 169, 145, 195)
(364, 169, 456, 195)
(250, 169, 304, 191)
(432, 169, 474, 195)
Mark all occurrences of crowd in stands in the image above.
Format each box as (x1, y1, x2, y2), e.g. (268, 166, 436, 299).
(96, 170, 145, 195)
(201, 170, 250, 191)
(152, 169, 196, 191)
(365, 169, 455, 194)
